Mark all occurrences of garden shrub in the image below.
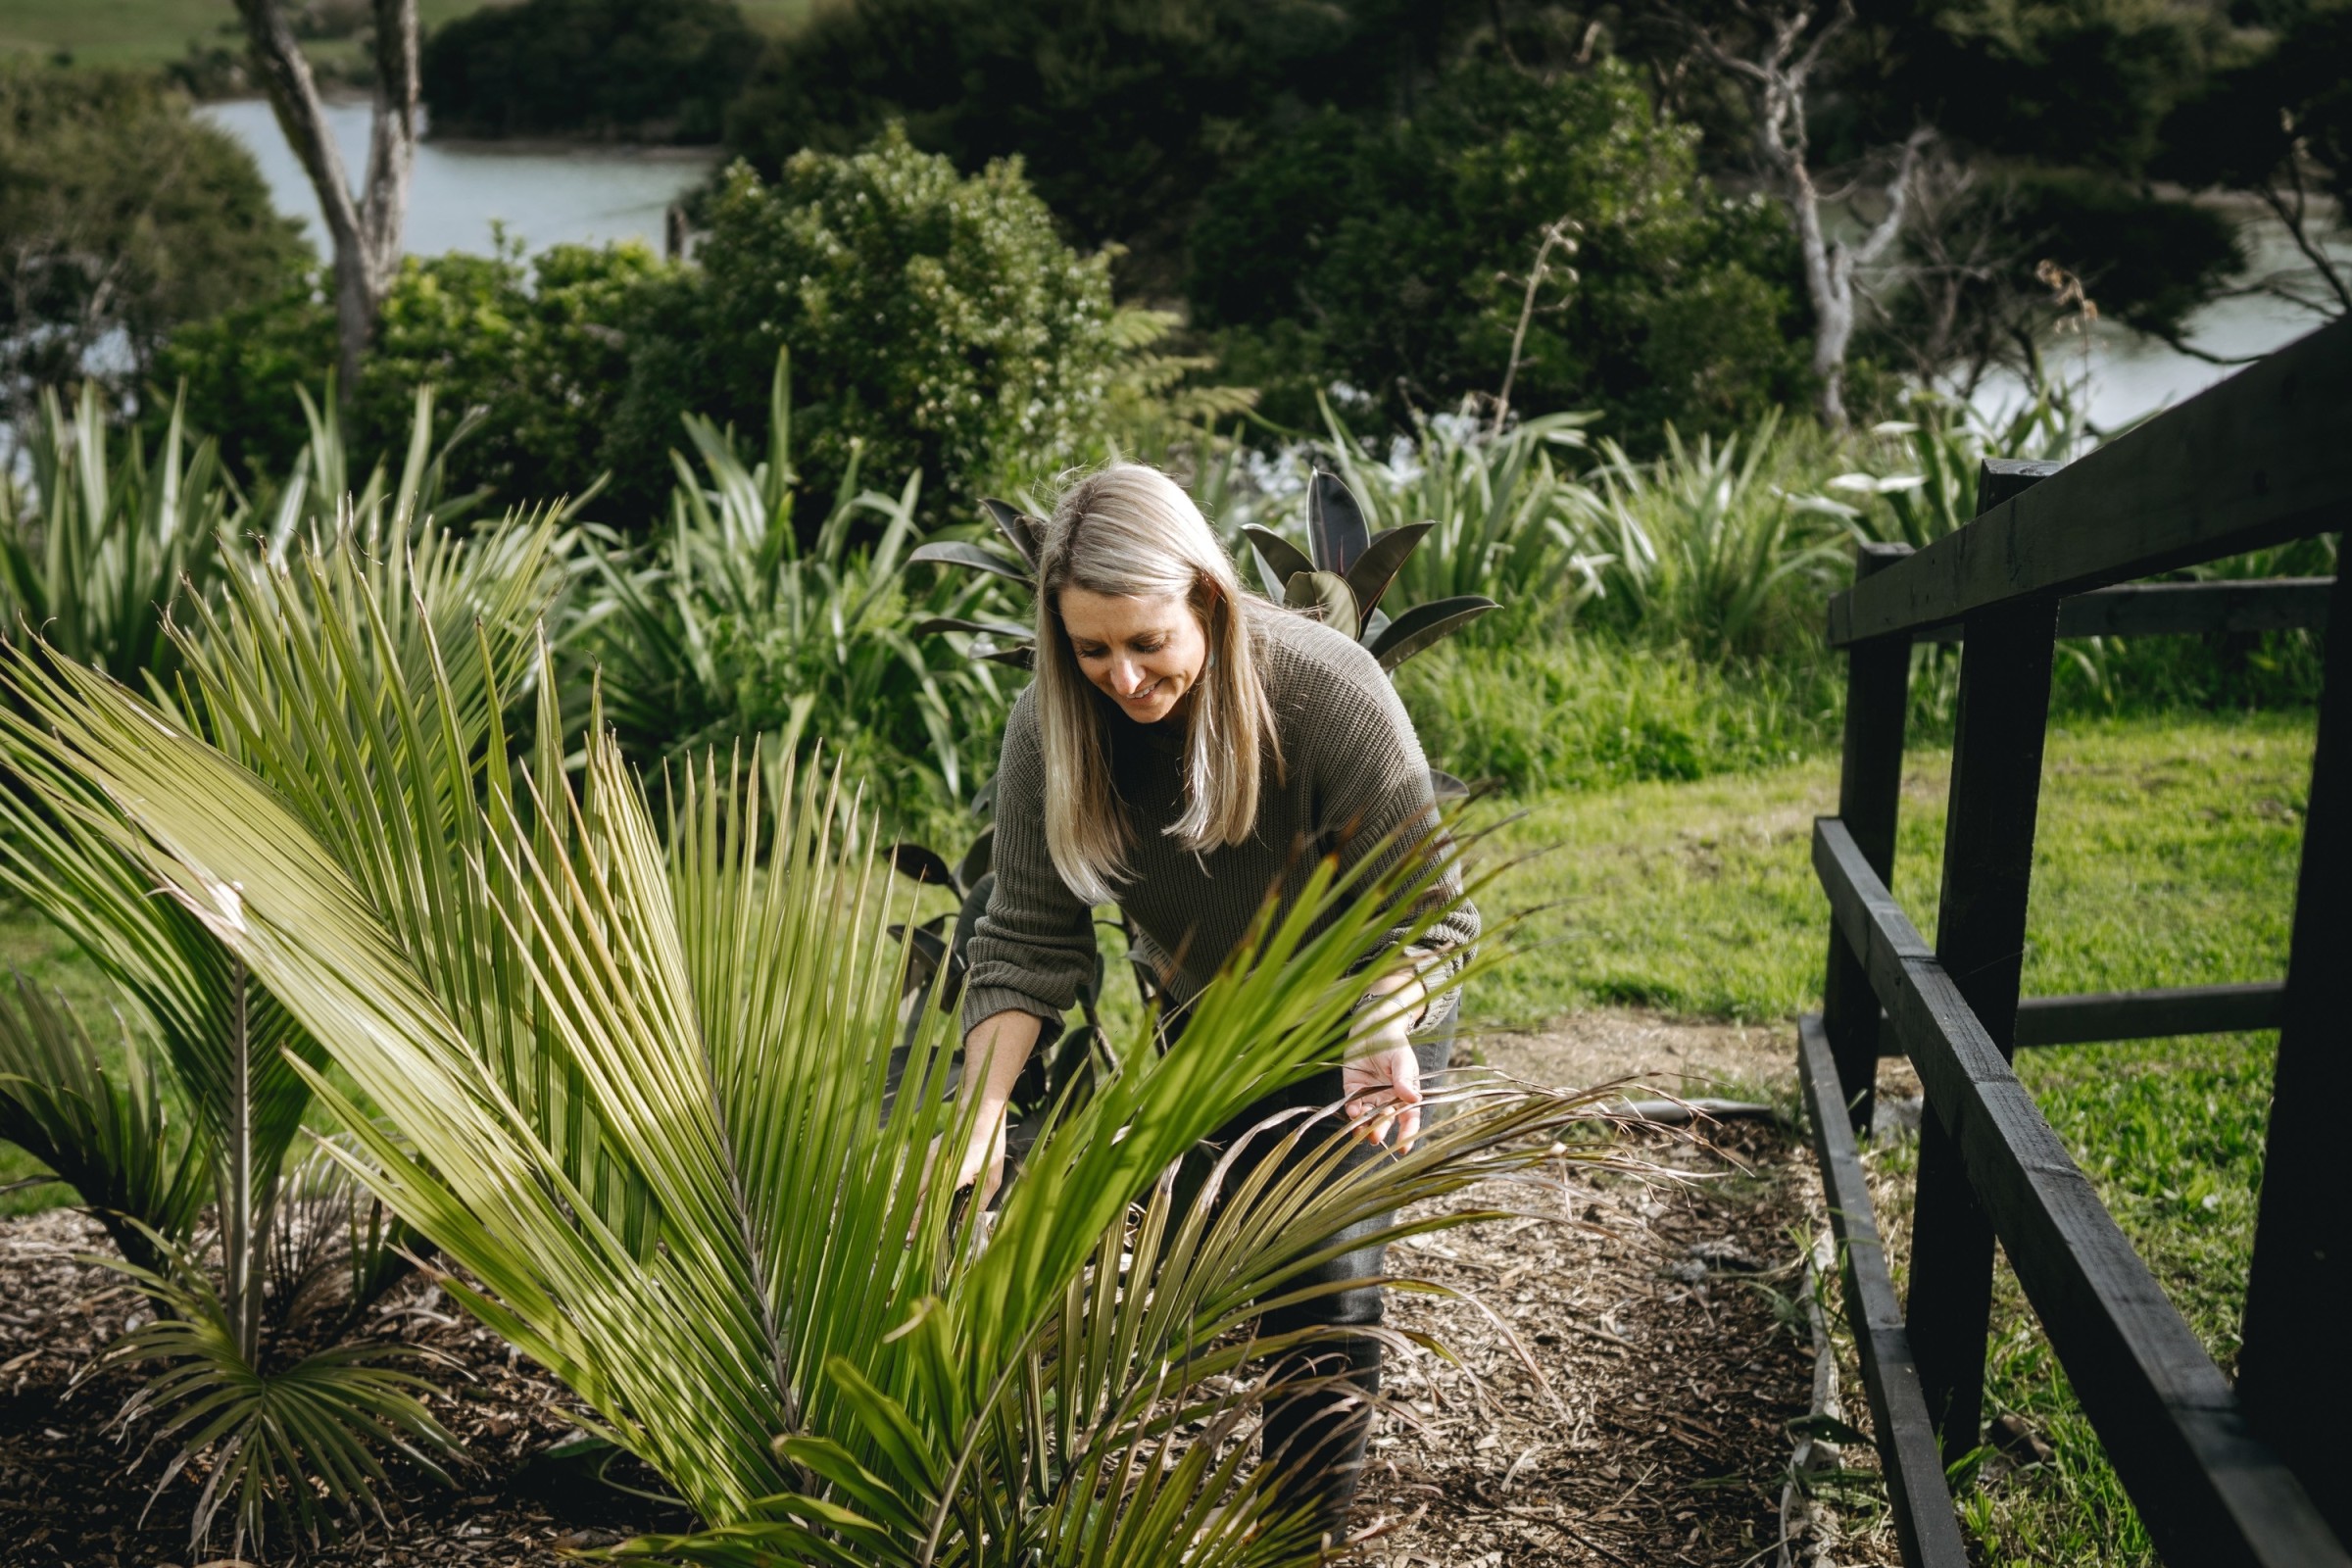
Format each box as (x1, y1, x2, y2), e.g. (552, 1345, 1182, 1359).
(161, 241, 679, 510)
(606, 128, 1126, 527)
(1188, 59, 1813, 442)
(420, 0, 760, 142)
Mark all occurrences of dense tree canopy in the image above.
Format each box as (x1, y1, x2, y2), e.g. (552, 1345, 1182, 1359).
(721, 0, 1489, 283)
(1190, 60, 1812, 437)
(0, 67, 308, 422)
(421, 0, 761, 141)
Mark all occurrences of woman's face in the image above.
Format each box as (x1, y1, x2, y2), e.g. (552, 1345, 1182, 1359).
(1057, 586, 1207, 725)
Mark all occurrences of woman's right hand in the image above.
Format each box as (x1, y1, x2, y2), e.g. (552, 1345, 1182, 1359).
(950, 1104, 1009, 1210)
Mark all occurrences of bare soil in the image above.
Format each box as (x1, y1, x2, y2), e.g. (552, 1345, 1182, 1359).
(0, 1010, 1895, 1567)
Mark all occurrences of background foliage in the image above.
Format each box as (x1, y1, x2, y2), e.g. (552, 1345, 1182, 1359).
(1191, 59, 1811, 439)
(420, 0, 760, 142)
(0, 66, 308, 423)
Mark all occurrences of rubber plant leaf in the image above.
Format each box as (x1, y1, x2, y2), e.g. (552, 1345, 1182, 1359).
(1342, 521, 1434, 623)
(955, 827, 994, 895)
(974, 641, 1036, 670)
(1242, 526, 1313, 599)
(1306, 469, 1373, 575)
(884, 844, 956, 887)
(1285, 569, 1360, 643)
(911, 615, 1033, 641)
(1366, 594, 1497, 670)
(908, 540, 1033, 586)
(978, 499, 1042, 571)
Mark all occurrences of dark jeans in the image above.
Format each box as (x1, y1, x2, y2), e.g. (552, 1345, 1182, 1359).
(1167, 1002, 1458, 1548)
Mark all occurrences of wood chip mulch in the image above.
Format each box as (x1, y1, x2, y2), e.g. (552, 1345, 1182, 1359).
(1357, 1108, 1885, 1568)
(0, 1014, 1899, 1567)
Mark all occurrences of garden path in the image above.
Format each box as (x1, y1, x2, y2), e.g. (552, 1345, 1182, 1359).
(1359, 1012, 1902, 1568)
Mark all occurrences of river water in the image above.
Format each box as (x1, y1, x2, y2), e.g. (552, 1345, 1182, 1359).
(198, 98, 717, 259)
(1965, 207, 2348, 432)
(207, 98, 2341, 428)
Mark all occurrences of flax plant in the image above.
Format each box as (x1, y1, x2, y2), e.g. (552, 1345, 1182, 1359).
(1, 527, 1622, 1563)
(1591, 412, 1847, 661)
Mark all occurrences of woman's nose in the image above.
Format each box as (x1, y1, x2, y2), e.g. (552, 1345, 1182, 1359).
(1110, 658, 1146, 694)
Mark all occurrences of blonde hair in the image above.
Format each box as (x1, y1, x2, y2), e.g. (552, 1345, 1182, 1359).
(1034, 464, 1282, 905)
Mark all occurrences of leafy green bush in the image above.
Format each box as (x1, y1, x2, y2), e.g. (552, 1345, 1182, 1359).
(161, 241, 679, 509)
(421, 0, 760, 142)
(168, 131, 1131, 527)
(0, 66, 308, 423)
(1189, 59, 1811, 441)
(610, 130, 1125, 524)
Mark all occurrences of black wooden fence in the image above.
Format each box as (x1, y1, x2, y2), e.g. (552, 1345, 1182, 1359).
(1801, 315, 2352, 1566)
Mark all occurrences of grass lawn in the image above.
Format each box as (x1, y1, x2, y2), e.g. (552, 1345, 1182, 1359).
(1, 0, 813, 71)
(0, 706, 2314, 1564)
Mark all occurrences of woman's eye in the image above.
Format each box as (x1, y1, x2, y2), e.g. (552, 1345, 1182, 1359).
(1132, 640, 1163, 654)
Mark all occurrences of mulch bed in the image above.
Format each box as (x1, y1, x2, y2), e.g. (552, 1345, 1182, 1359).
(1359, 1111, 1889, 1568)
(0, 1051, 1891, 1566)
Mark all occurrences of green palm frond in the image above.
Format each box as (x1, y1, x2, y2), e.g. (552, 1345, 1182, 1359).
(98, 1250, 464, 1557)
(0, 976, 207, 1270)
(0, 526, 1623, 1563)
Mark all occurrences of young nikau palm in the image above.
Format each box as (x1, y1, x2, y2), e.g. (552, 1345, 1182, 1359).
(0, 507, 580, 1554)
(5, 528, 1617, 1564)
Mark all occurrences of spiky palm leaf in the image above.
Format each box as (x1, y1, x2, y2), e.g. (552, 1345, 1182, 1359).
(0, 381, 241, 692)
(1592, 412, 1847, 661)
(0, 530, 1620, 1564)
(0, 976, 206, 1270)
(0, 508, 579, 1553)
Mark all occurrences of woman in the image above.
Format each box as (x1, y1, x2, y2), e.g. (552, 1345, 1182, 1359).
(947, 462, 1478, 1545)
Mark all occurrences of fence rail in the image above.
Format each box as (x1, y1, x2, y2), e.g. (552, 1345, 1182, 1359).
(1804, 315, 2352, 1564)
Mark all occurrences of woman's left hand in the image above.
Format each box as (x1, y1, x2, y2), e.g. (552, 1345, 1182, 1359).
(1342, 1035, 1422, 1152)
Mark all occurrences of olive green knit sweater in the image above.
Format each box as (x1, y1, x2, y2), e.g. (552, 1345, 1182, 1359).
(960, 605, 1479, 1036)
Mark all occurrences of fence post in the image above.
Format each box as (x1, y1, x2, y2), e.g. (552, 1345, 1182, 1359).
(1905, 461, 2063, 1461)
(1821, 541, 1914, 1133)
(2238, 564, 2352, 1543)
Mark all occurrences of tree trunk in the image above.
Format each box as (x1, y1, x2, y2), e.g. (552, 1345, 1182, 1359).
(232, 0, 419, 399)
(1784, 166, 1854, 427)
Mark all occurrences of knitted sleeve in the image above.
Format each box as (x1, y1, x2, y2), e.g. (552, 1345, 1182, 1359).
(1306, 634, 1481, 970)
(960, 690, 1099, 1036)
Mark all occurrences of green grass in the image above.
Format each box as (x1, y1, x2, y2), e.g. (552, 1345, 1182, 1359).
(1463, 710, 2310, 1028)
(0, 0, 813, 71)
